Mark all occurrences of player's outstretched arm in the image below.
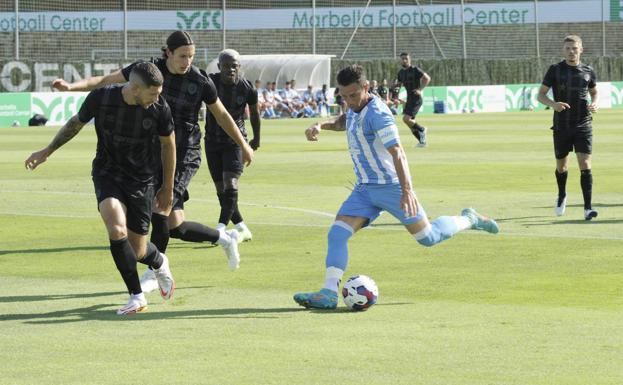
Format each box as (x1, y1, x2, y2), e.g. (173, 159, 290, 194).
(51, 70, 126, 92)
(25, 115, 86, 170)
(154, 132, 176, 214)
(387, 144, 417, 218)
(207, 99, 254, 166)
(305, 114, 346, 141)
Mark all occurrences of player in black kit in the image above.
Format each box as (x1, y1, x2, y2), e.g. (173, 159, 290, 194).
(26, 62, 176, 315)
(51, 32, 251, 290)
(397, 52, 430, 147)
(537, 35, 599, 220)
(205, 49, 260, 242)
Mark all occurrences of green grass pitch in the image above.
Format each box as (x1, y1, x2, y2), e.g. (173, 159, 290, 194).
(1, 110, 622, 384)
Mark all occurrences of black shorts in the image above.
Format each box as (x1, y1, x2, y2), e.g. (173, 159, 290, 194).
(552, 127, 592, 159)
(93, 176, 154, 235)
(205, 142, 244, 182)
(403, 94, 423, 117)
(154, 146, 201, 210)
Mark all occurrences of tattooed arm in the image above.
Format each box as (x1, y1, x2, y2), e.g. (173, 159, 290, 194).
(24, 115, 86, 170)
(305, 114, 346, 141)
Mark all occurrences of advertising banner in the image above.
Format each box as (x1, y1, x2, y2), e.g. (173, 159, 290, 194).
(0, 0, 614, 32)
(0, 92, 31, 126)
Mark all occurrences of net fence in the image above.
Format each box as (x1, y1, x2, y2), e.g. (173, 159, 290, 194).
(0, 0, 621, 62)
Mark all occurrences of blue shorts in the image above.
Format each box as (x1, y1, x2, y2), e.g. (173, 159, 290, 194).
(337, 183, 426, 226)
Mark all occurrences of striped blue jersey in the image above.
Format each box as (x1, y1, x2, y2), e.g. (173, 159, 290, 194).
(345, 95, 401, 184)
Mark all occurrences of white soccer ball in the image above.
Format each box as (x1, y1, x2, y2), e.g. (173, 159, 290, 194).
(341, 275, 379, 311)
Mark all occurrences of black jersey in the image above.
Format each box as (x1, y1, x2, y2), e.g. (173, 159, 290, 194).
(542, 60, 596, 130)
(78, 85, 174, 184)
(397, 65, 425, 93)
(205, 73, 257, 145)
(122, 58, 218, 149)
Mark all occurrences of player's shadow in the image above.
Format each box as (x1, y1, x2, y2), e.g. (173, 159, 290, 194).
(0, 286, 213, 304)
(530, 218, 623, 225)
(1, 305, 301, 324)
(534, 202, 622, 209)
(0, 245, 108, 256)
(167, 242, 218, 250)
(494, 215, 551, 222)
(0, 291, 125, 303)
(301, 301, 414, 314)
(0, 286, 299, 324)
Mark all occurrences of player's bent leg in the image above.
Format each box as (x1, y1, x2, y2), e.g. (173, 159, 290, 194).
(409, 215, 469, 247)
(99, 197, 150, 312)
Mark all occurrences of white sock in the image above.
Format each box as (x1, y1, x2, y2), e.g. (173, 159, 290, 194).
(323, 266, 344, 293)
(454, 216, 473, 231)
(132, 292, 146, 301)
(216, 223, 226, 231)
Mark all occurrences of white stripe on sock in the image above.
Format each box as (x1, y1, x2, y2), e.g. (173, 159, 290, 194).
(413, 224, 432, 241)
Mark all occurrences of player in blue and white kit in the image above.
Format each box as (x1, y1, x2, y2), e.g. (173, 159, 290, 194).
(293, 65, 500, 310)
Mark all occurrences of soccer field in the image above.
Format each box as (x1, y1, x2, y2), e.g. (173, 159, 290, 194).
(1, 110, 622, 385)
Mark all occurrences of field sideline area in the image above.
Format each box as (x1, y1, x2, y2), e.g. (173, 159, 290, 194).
(1, 110, 622, 384)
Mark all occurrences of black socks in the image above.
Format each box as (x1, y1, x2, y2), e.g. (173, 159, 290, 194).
(150, 213, 170, 253)
(580, 169, 593, 210)
(109, 238, 141, 295)
(555, 169, 568, 203)
(170, 221, 220, 243)
(218, 189, 238, 225)
(138, 242, 164, 270)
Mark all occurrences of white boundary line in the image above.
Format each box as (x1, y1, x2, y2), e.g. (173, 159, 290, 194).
(2, 211, 623, 241)
(2, 189, 623, 241)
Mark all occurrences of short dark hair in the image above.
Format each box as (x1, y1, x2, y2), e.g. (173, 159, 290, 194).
(161, 30, 194, 57)
(564, 34, 582, 46)
(400, 52, 410, 57)
(336, 65, 367, 88)
(130, 62, 164, 88)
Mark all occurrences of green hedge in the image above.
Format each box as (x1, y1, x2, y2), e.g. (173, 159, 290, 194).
(332, 56, 623, 86)
(1, 57, 622, 92)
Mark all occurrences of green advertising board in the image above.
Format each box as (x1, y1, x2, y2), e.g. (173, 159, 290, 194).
(505, 83, 543, 111)
(610, 81, 623, 107)
(0, 92, 31, 126)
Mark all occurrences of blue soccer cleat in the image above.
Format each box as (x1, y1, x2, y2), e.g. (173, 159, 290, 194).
(461, 208, 500, 234)
(293, 288, 338, 309)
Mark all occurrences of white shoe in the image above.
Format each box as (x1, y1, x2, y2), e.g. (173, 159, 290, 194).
(235, 224, 253, 243)
(555, 196, 567, 216)
(139, 268, 159, 293)
(584, 209, 598, 221)
(117, 293, 147, 315)
(222, 229, 240, 271)
(153, 254, 175, 300)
